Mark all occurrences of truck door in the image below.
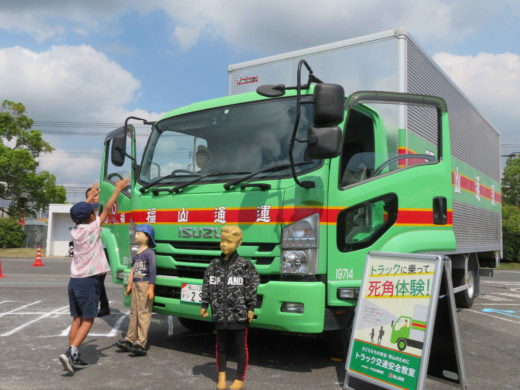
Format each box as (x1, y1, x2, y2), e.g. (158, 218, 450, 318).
(326, 92, 452, 308)
(99, 124, 136, 283)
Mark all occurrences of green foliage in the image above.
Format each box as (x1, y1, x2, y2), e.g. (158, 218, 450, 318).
(502, 202, 520, 262)
(0, 217, 25, 248)
(502, 157, 520, 206)
(501, 156, 520, 262)
(0, 99, 66, 218)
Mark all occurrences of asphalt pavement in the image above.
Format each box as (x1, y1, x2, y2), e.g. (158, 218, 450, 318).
(0, 256, 518, 390)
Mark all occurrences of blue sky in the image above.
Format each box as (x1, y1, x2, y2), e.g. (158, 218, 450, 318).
(0, 1, 519, 202)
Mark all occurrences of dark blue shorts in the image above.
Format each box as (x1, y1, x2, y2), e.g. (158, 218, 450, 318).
(68, 276, 99, 319)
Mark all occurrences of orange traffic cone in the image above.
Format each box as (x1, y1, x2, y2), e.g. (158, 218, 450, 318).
(0, 255, 5, 277)
(32, 246, 44, 267)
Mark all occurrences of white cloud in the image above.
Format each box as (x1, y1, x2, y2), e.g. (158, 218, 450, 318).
(0, 44, 163, 190)
(0, 0, 518, 189)
(0, 0, 512, 52)
(38, 148, 102, 188)
(0, 0, 128, 41)
(0, 45, 141, 122)
(433, 51, 520, 140)
(152, 0, 506, 53)
(172, 25, 203, 51)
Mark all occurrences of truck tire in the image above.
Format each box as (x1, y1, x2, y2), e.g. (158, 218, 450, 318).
(178, 317, 214, 332)
(455, 268, 475, 309)
(325, 327, 351, 360)
(396, 338, 407, 351)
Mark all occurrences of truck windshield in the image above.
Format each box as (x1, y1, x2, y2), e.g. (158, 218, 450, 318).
(139, 97, 319, 185)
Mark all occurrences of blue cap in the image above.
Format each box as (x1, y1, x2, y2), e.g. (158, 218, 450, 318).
(70, 201, 99, 223)
(136, 224, 156, 247)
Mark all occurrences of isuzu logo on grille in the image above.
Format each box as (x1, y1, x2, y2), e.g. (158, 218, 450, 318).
(178, 227, 221, 239)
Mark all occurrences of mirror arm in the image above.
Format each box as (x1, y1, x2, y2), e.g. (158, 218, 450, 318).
(115, 146, 136, 163)
(289, 59, 316, 189)
(120, 115, 154, 165)
(125, 115, 151, 128)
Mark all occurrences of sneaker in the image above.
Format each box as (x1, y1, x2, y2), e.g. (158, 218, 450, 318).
(97, 307, 110, 317)
(129, 343, 147, 356)
(59, 348, 75, 374)
(72, 354, 89, 368)
(115, 338, 133, 352)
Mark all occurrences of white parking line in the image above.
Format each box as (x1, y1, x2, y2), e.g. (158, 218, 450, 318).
(0, 301, 41, 318)
(59, 325, 71, 337)
(467, 309, 520, 325)
(168, 315, 174, 336)
(479, 295, 514, 301)
(91, 314, 126, 337)
(481, 281, 520, 286)
(1, 304, 69, 336)
(1, 301, 164, 339)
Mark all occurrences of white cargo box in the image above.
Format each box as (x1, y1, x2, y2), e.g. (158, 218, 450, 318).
(228, 28, 501, 255)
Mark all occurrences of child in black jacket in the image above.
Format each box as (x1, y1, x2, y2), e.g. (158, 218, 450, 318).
(201, 226, 260, 390)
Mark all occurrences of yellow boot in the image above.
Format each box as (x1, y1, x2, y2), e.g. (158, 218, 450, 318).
(229, 379, 244, 390)
(217, 372, 227, 390)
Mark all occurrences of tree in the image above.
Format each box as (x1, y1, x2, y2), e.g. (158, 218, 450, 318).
(501, 156, 520, 262)
(0, 217, 25, 248)
(0, 100, 66, 220)
(502, 204, 520, 262)
(502, 156, 520, 206)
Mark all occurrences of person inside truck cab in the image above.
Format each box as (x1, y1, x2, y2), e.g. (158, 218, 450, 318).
(195, 144, 212, 173)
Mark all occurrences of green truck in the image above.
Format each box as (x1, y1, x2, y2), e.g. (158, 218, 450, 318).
(391, 304, 428, 352)
(99, 29, 501, 353)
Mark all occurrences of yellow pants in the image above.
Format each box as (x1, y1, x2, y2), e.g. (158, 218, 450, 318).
(125, 281, 153, 348)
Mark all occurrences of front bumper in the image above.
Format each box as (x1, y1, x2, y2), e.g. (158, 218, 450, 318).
(151, 277, 327, 334)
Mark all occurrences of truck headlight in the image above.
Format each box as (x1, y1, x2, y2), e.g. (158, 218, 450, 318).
(281, 213, 319, 274)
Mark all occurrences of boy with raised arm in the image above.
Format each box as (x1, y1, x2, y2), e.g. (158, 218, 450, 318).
(59, 178, 130, 374)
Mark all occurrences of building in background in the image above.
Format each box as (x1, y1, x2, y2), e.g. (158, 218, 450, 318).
(45, 204, 73, 257)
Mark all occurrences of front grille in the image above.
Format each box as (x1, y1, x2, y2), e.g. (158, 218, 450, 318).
(172, 254, 215, 264)
(156, 267, 178, 277)
(155, 285, 181, 299)
(155, 239, 277, 279)
(162, 241, 277, 252)
(168, 241, 221, 250)
(175, 266, 206, 279)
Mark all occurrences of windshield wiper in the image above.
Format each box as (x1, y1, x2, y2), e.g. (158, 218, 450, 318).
(168, 171, 250, 194)
(149, 173, 213, 194)
(140, 169, 201, 193)
(145, 171, 252, 195)
(223, 162, 314, 190)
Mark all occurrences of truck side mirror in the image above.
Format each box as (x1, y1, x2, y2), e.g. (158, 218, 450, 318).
(111, 131, 127, 167)
(313, 83, 345, 126)
(306, 125, 342, 159)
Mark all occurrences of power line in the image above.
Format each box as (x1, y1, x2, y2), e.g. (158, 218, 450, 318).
(33, 120, 155, 128)
(31, 120, 153, 136)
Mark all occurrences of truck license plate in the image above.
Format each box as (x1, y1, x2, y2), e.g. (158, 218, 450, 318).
(181, 283, 202, 303)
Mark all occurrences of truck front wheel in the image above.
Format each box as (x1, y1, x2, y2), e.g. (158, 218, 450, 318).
(325, 327, 352, 360)
(397, 338, 407, 351)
